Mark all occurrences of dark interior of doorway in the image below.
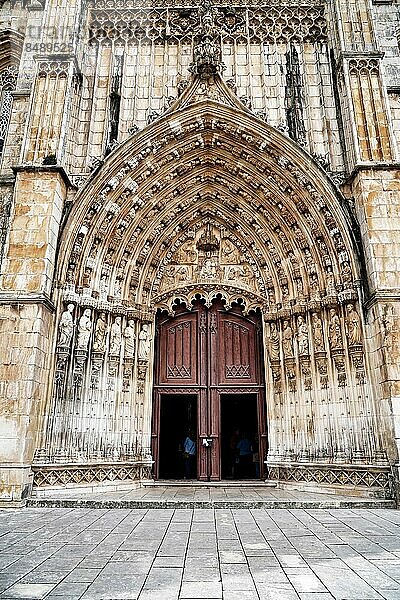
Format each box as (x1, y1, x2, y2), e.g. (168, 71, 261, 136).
(221, 394, 259, 480)
(159, 395, 197, 480)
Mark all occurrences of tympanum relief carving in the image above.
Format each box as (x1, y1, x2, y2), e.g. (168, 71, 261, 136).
(158, 223, 259, 303)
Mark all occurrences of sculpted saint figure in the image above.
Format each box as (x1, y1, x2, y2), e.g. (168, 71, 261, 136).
(58, 304, 74, 347)
(138, 323, 152, 360)
(312, 312, 324, 352)
(341, 260, 352, 286)
(77, 309, 92, 351)
(93, 313, 107, 353)
(222, 239, 238, 264)
(99, 275, 109, 300)
(345, 303, 362, 346)
(200, 258, 217, 279)
(328, 308, 342, 349)
(124, 320, 136, 359)
(268, 322, 280, 361)
(109, 316, 122, 356)
(297, 315, 309, 355)
(282, 320, 294, 357)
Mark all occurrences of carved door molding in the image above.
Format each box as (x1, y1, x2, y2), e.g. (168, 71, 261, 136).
(152, 300, 267, 480)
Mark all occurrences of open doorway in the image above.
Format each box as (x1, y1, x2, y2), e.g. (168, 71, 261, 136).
(221, 394, 260, 480)
(159, 395, 197, 479)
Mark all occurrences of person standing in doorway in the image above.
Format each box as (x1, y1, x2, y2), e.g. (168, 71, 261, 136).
(236, 432, 253, 479)
(183, 429, 196, 479)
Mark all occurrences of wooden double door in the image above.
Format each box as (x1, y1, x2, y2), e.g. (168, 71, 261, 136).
(151, 300, 267, 480)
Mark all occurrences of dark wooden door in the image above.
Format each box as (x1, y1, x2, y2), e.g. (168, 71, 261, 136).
(152, 300, 266, 480)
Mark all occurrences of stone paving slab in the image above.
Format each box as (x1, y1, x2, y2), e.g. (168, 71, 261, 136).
(0, 507, 400, 599)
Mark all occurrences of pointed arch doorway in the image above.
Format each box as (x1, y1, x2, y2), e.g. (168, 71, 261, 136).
(151, 298, 267, 481)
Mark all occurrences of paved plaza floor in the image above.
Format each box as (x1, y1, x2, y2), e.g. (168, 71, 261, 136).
(0, 504, 400, 600)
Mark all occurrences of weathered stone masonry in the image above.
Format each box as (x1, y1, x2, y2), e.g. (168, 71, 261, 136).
(0, 0, 399, 504)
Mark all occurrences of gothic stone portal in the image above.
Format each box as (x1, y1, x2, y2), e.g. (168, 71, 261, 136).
(152, 299, 267, 481)
(30, 76, 393, 497)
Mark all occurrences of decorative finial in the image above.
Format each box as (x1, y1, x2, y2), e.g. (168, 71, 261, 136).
(189, 0, 226, 80)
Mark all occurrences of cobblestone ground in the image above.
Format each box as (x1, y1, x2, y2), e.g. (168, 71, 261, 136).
(0, 508, 399, 600)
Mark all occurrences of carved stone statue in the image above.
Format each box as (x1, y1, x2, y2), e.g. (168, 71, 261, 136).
(297, 315, 309, 355)
(328, 308, 343, 349)
(58, 304, 74, 348)
(138, 323, 151, 361)
(221, 239, 239, 264)
(176, 240, 197, 263)
(345, 303, 362, 346)
(341, 260, 352, 286)
(241, 263, 255, 288)
(176, 265, 189, 282)
(200, 258, 217, 279)
(268, 322, 280, 361)
(282, 320, 294, 357)
(124, 320, 136, 359)
(77, 309, 92, 351)
(109, 316, 122, 356)
(99, 275, 109, 300)
(312, 312, 325, 352)
(93, 313, 107, 353)
(325, 266, 336, 295)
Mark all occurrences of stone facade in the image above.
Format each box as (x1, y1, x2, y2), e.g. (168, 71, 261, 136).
(0, 0, 399, 505)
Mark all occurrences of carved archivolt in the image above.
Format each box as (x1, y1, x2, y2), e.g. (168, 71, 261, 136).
(59, 75, 359, 321)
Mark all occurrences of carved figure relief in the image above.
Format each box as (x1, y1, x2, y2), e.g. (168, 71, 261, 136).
(110, 317, 122, 356)
(124, 320, 136, 359)
(158, 224, 260, 298)
(345, 303, 362, 346)
(268, 322, 280, 361)
(297, 315, 309, 356)
(222, 239, 240, 264)
(93, 313, 107, 353)
(76, 309, 92, 351)
(328, 308, 342, 350)
(138, 324, 151, 361)
(58, 304, 74, 348)
(311, 312, 325, 352)
(282, 320, 294, 357)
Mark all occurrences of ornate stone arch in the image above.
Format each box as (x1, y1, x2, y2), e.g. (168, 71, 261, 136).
(59, 75, 360, 306)
(33, 74, 392, 494)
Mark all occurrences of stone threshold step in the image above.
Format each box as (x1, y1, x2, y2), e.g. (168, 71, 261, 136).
(144, 480, 277, 487)
(26, 498, 396, 510)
